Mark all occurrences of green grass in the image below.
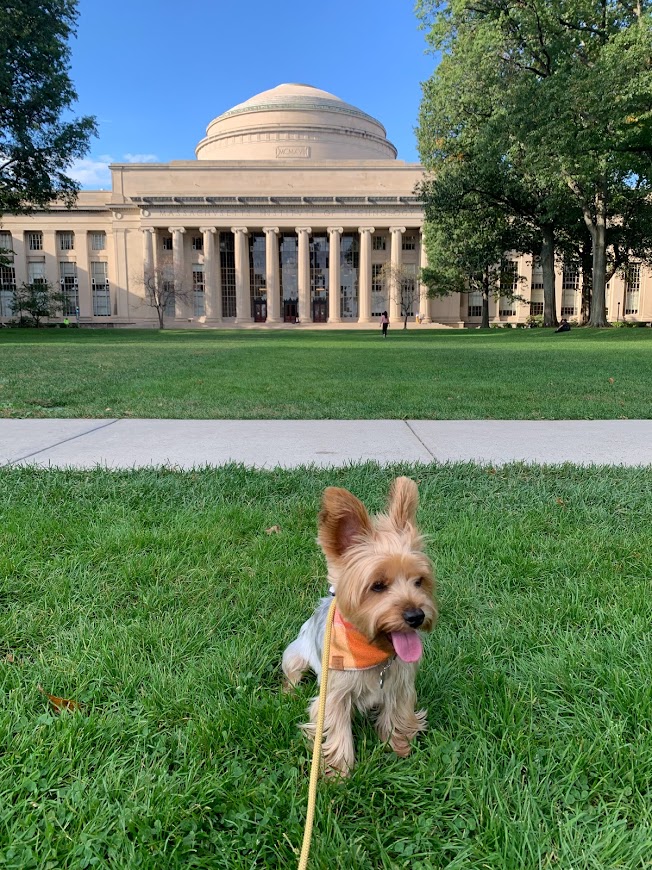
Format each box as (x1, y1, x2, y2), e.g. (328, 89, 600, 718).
(1, 327, 651, 419)
(2, 463, 651, 868)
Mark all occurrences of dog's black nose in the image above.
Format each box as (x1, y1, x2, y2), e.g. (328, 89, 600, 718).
(403, 608, 425, 628)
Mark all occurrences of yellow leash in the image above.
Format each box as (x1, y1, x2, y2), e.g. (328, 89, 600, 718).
(297, 596, 337, 870)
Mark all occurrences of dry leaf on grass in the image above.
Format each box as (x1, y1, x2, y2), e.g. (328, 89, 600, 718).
(265, 525, 281, 534)
(38, 685, 83, 713)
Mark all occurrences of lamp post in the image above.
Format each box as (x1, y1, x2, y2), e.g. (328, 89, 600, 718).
(617, 301, 621, 322)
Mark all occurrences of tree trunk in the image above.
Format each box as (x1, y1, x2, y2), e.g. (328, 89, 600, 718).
(541, 225, 557, 328)
(586, 185, 608, 327)
(481, 270, 490, 328)
(580, 239, 593, 325)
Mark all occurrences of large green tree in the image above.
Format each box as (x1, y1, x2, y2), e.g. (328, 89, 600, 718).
(417, 0, 652, 327)
(0, 0, 96, 216)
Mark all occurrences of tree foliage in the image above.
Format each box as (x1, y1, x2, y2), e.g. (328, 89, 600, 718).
(417, 0, 652, 326)
(0, 0, 97, 215)
(12, 281, 64, 327)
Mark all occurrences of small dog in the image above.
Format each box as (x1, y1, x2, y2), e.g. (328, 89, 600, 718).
(282, 476, 437, 776)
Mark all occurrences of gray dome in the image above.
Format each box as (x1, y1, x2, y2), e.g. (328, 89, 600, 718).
(195, 83, 398, 161)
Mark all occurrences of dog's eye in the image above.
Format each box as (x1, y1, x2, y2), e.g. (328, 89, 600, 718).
(371, 581, 387, 593)
(414, 577, 424, 588)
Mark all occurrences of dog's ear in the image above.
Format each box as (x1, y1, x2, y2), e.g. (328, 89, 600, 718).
(318, 487, 373, 559)
(387, 476, 419, 530)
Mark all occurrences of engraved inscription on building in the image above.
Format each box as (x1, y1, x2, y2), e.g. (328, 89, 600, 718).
(276, 145, 311, 158)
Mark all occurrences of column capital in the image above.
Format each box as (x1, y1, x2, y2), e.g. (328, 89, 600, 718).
(262, 226, 280, 235)
(141, 226, 156, 234)
(295, 226, 312, 234)
(199, 226, 217, 235)
(168, 226, 186, 234)
(230, 226, 248, 235)
(389, 226, 407, 234)
(327, 226, 344, 235)
(358, 226, 375, 235)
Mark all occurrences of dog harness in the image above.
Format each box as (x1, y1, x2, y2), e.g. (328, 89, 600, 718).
(329, 607, 393, 672)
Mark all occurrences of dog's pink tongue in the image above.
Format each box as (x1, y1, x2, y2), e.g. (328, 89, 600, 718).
(390, 631, 423, 663)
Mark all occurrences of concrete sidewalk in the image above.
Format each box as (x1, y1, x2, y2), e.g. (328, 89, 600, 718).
(1, 419, 651, 468)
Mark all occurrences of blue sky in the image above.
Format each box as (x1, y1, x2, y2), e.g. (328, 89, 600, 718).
(67, 0, 437, 188)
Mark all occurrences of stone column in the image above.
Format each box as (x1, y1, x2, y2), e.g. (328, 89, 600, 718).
(142, 227, 155, 276)
(296, 226, 312, 322)
(74, 231, 91, 320)
(42, 229, 58, 290)
(263, 226, 280, 323)
(328, 227, 343, 323)
(199, 227, 220, 321)
(357, 226, 374, 324)
(232, 226, 251, 323)
(389, 226, 406, 323)
(168, 226, 186, 319)
(418, 231, 430, 323)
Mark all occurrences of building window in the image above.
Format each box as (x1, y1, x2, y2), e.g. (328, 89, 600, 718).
(499, 259, 518, 316)
(279, 233, 299, 314)
(371, 263, 386, 316)
(220, 233, 236, 318)
(309, 234, 328, 303)
(58, 231, 74, 251)
(163, 281, 175, 317)
(91, 261, 110, 316)
(90, 232, 106, 251)
(402, 235, 416, 251)
(192, 265, 205, 317)
(340, 234, 359, 319)
(28, 260, 46, 284)
(59, 261, 78, 315)
(561, 264, 579, 316)
(529, 302, 544, 316)
(0, 232, 12, 255)
(249, 234, 267, 316)
(372, 235, 386, 251)
(0, 263, 16, 317)
(27, 232, 43, 251)
(162, 236, 173, 251)
(191, 236, 203, 251)
(468, 289, 483, 318)
(625, 264, 640, 315)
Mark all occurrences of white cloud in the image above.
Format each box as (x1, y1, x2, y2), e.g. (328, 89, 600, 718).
(67, 156, 113, 187)
(122, 153, 158, 163)
(67, 151, 159, 188)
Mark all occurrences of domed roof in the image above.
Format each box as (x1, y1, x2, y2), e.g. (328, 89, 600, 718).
(195, 83, 398, 161)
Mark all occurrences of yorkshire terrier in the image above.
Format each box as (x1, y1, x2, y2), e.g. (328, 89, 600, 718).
(282, 476, 437, 776)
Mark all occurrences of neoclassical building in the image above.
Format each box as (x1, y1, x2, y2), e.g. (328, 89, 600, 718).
(0, 83, 649, 327)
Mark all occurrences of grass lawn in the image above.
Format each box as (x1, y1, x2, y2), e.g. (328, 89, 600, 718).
(2, 463, 651, 868)
(1, 327, 652, 419)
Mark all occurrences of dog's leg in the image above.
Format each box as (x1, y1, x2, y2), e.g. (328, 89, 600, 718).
(374, 668, 427, 758)
(281, 639, 311, 692)
(303, 674, 355, 776)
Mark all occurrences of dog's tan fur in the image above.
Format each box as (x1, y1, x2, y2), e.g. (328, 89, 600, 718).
(282, 477, 437, 776)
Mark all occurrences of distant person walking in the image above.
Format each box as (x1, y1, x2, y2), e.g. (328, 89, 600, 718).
(380, 310, 389, 338)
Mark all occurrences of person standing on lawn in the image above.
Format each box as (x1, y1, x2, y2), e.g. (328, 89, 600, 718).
(380, 311, 389, 338)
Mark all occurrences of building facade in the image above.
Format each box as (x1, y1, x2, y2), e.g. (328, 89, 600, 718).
(0, 83, 649, 328)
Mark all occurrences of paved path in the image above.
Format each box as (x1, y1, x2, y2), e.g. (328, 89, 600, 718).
(1, 419, 651, 468)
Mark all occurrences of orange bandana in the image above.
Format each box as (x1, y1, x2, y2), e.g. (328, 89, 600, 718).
(329, 607, 393, 671)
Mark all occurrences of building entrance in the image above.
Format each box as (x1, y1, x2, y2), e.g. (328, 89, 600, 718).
(313, 298, 327, 322)
(284, 300, 298, 322)
(253, 298, 267, 322)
